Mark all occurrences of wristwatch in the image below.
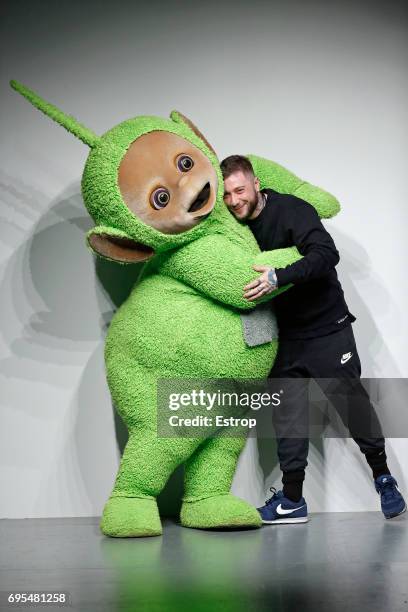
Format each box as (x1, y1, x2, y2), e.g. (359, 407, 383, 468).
(267, 267, 278, 289)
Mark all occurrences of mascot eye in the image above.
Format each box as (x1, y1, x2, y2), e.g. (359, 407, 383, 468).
(176, 154, 194, 172)
(150, 187, 170, 210)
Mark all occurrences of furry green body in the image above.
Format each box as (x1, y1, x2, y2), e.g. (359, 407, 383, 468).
(10, 81, 339, 536)
(105, 214, 277, 386)
(101, 196, 303, 536)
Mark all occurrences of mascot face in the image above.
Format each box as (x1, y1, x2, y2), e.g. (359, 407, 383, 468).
(10, 81, 226, 262)
(118, 131, 217, 234)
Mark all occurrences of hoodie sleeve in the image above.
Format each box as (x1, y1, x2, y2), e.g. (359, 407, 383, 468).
(275, 201, 340, 286)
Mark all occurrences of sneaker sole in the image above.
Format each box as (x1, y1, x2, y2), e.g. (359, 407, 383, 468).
(385, 504, 407, 519)
(262, 516, 309, 524)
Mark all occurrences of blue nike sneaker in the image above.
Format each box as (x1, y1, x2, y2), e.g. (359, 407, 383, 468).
(375, 474, 406, 519)
(257, 487, 308, 524)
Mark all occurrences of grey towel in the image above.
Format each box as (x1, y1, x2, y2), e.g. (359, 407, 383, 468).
(240, 303, 279, 347)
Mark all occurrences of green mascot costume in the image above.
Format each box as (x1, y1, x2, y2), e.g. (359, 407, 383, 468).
(11, 80, 340, 537)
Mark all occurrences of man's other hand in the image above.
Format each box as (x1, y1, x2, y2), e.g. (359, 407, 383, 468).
(243, 265, 278, 301)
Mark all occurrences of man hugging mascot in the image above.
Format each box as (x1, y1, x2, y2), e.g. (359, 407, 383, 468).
(10, 80, 340, 537)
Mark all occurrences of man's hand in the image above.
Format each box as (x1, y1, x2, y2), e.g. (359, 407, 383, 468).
(243, 265, 278, 301)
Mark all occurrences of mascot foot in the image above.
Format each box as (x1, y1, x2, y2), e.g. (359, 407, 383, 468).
(100, 496, 162, 538)
(180, 494, 262, 530)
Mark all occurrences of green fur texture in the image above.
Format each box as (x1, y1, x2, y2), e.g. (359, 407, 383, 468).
(82, 113, 224, 254)
(11, 81, 340, 537)
(10, 80, 100, 148)
(248, 154, 340, 218)
(100, 497, 162, 537)
(181, 494, 262, 529)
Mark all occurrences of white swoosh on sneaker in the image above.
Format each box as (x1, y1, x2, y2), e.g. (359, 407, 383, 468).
(276, 503, 306, 515)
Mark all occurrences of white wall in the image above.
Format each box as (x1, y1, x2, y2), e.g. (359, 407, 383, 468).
(1, 0, 407, 518)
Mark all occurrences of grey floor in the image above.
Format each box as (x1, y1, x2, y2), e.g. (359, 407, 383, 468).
(0, 512, 407, 612)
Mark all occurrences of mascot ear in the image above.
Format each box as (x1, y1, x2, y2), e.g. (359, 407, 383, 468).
(86, 226, 155, 264)
(170, 110, 217, 158)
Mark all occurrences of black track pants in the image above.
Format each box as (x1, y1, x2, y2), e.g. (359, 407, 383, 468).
(269, 325, 386, 474)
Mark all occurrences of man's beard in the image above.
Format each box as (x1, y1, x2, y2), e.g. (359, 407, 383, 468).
(240, 192, 259, 220)
(246, 198, 258, 219)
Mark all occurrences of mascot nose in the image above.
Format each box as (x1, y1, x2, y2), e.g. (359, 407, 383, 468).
(178, 175, 190, 188)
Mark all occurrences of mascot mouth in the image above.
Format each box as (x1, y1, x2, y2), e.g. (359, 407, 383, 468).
(188, 182, 211, 213)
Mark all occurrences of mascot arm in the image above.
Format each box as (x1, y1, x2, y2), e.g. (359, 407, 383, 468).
(159, 236, 303, 310)
(247, 155, 340, 220)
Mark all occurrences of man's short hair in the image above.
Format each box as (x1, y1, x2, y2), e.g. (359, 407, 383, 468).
(220, 155, 255, 180)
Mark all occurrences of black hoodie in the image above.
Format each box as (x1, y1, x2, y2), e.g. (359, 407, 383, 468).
(247, 189, 356, 339)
